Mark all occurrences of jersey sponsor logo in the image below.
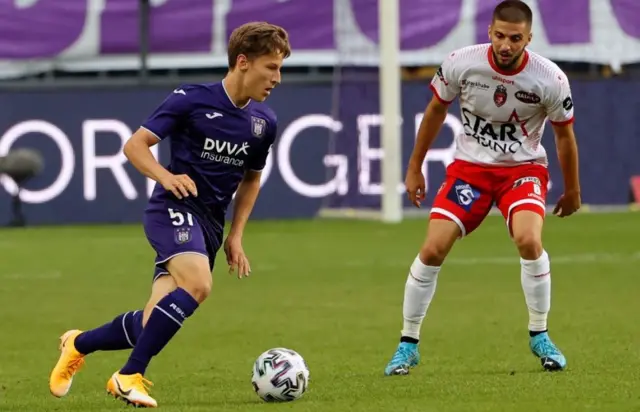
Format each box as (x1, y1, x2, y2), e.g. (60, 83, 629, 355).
(201, 138, 249, 166)
(251, 116, 267, 138)
(563, 96, 573, 111)
(461, 79, 490, 90)
(493, 85, 508, 107)
(492, 75, 515, 85)
(515, 91, 541, 104)
(461, 108, 523, 154)
(446, 179, 481, 211)
(436, 66, 449, 85)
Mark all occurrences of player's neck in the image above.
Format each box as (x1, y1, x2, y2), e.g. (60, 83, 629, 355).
(222, 76, 251, 108)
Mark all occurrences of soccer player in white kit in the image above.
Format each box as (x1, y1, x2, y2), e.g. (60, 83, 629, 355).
(384, 0, 581, 375)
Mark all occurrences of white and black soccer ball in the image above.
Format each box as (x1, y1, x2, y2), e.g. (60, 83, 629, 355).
(251, 347, 310, 402)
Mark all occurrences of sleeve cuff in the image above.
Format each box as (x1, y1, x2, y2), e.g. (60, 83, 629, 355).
(429, 84, 454, 105)
(550, 117, 574, 126)
(140, 126, 163, 140)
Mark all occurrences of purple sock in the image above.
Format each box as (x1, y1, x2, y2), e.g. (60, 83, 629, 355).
(119, 288, 199, 376)
(75, 311, 144, 355)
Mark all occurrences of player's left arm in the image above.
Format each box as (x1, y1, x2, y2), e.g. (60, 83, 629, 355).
(228, 120, 276, 239)
(228, 169, 262, 241)
(546, 72, 581, 217)
(553, 122, 580, 191)
(224, 168, 262, 279)
(224, 121, 276, 277)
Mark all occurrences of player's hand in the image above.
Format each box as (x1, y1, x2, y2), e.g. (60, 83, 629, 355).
(405, 166, 426, 208)
(224, 236, 251, 279)
(159, 173, 198, 199)
(553, 189, 581, 218)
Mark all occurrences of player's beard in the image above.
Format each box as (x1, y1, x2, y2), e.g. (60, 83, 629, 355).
(492, 48, 525, 71)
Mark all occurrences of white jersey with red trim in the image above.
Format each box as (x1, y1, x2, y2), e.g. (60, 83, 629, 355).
(430, 43, 574, 167)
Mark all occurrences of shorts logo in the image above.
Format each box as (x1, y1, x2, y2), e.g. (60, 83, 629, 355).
(512, 176, 541, 189)
(493, 85, 508, 107)
(446, 179, 481, 212)
(174, 227, 192, 244)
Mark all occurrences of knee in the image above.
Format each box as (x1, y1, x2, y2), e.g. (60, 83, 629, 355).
(419, 242, 449, 266)
(179, 276, 212, 303)
(513, 231, 543, 260)
(166, 254, 213, 303)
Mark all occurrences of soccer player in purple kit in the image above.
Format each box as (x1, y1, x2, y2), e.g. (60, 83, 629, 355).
(49, 22, 291, 408)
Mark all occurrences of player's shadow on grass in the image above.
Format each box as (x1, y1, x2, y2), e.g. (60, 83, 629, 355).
(375, 367, 563, 379)
(465, 368, 568, 376)
(172, 397, 275, 408)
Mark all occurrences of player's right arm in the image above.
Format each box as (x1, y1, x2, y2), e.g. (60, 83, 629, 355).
(406, 55, 460, 207)
(124, 128, 196, 199)
(124, 86, 198, 199)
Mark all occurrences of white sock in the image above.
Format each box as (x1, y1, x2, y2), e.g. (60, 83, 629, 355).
(401, 255, 440, 340)
(520, 250, 551, 332)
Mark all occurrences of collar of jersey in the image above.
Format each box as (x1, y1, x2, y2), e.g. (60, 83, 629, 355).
(221, 79, 251, 110)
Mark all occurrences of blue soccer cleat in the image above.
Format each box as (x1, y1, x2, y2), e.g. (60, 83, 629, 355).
(384, 342, 420, 376)
(530, 332, 567, 371)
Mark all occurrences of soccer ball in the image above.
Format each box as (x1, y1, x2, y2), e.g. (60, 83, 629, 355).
(251, 347, 310, 402)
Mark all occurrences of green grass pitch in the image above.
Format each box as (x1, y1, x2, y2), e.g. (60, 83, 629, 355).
(0, 213, 639, 411)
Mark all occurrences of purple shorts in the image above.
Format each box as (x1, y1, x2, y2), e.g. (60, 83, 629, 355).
(143, 205, 223, 282)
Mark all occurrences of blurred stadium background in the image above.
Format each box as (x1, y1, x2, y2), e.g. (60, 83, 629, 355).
(1, 2, 640, 411)
(0, 0, 638, 226)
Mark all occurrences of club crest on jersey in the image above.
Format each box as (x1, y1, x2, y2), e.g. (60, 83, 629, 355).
(493, 85, 508, 107)
(174, 227, 192, 244)
(251, 116, 267, 138)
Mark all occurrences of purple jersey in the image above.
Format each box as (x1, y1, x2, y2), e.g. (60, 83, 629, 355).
(141, 82, 277, 225)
